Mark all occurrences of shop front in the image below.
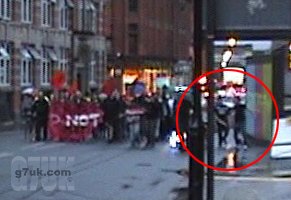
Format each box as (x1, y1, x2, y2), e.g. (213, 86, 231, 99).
(107, 58, 173, 95)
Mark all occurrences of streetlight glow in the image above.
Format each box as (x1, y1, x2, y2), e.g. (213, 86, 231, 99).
(228, 37, 237, 47)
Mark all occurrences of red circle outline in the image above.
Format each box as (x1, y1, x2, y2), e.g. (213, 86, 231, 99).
(175, 68, 280, 172)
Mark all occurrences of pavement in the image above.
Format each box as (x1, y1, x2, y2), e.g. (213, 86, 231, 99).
(170, 130, 291, 200)
(0, 129, 188, 200)
(1, 129, 291, 200)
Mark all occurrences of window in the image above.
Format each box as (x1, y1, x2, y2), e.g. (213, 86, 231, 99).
(59, 48, 68, 72)
(41, 47, 52, 85)
(41, 0, 53, 26)
(20, 47, 33, 86)
(60, 0, 73, 29)
(129, 34, 138, 55)
(0, 0, 12, 20)
(21, 0, 32, 23)
(101, 51, 106, 82)
(79, 0, 96, 32)
(0, 43, 12, 86)
(60, 0, 68, 29)
(129, 0, 138, 12)
(128, 24, 139, 55)
(90, 51, 96, 82)
(21, 59, 33, 86)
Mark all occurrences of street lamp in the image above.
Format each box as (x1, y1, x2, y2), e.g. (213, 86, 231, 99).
(228, 37, 237, 48)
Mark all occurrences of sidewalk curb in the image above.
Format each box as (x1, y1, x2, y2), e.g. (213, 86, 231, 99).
(215, 170, 291, 178)
(272, 170, 291, 178)
(0, 121, 20, 132)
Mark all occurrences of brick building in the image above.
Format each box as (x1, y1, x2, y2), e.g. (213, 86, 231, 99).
(104, 0, 193, 93)
(0, 0, 107, 123)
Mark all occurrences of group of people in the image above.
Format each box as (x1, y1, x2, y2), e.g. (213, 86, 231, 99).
(214, 88, 247, 149)
(20, 87, 180, 149)
(100, 88, 179, 148)
(20, 82, 248, 151)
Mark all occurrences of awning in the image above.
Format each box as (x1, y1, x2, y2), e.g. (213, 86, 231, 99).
(0, 47, 9, 58)
(46, 48, 58, 61)
(26, 47, 41, 60)
(65, 0, 74, 8)
(49, 0, 57, 3)
(20, 48, 32, 59)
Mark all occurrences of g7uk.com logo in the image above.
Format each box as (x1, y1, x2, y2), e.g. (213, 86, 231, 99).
(11, 156, 75, 191)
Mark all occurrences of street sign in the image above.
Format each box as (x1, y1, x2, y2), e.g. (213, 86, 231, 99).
(216, 0, 291, 31)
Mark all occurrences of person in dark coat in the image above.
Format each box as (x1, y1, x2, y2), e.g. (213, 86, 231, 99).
(234, 96, 248, 148)
(215, 96, 230, 147)
(101, 90, 124, 142)
(177, 94, 193, 135)
(32, 91, 50, 142)
(142, 95, 157, 148)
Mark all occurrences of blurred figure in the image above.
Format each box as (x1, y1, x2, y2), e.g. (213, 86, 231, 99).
(177, 93, 193, 136)
(234, 96, 248, 149)
(215, 96, 230, 148)
(126, 97, 144, 148)
(142, 95, 157, 148)
(102, 90, 124, 142)
(21, 94, 34, 139)
(32, 91, 50, 142)
(153, 92, 163, 141)
(160, 93, 175, 141)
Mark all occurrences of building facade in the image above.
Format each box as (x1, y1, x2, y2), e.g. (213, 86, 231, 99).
(104, 0, 193, 93)
(0, 0, 107, 123)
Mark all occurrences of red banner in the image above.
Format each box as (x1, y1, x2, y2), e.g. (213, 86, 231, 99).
(48, 100, 103, 142)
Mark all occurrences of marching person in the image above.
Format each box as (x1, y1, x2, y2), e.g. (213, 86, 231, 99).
(152, 92, 163, 141)
(21, 93, 35, 139)
(215, 95, 231, 148)
(101, 90, 124, 142)
(234, 96, 248, 149)
(31, 91, 50, 142)
(142, 95, 157, 148)
(126, 97, 144, 148)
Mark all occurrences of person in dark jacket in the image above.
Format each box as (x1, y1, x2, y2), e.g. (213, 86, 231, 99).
(234, 97, 248, 148)
(32, 91, 50, 142)
(215, 96, 230, 147)
(177, 93, 193, 134)
(142, 95, 157, 148)
(152, 93, 163, 141)
(101, 90, 124, 142)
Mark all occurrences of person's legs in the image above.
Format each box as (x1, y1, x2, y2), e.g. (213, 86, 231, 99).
(35, 121, 41, 142)
(148, 119, 156, 147)
(223, 125, 229, 145)
(155, 118, 161, 140)
(42, 121, 48, 141)
(129, 123, 136, 146)
(217, 123, 224, 147)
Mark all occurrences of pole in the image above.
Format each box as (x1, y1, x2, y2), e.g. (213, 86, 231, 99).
(206, 0, 216, 199)
(188, 0, 204, 199)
